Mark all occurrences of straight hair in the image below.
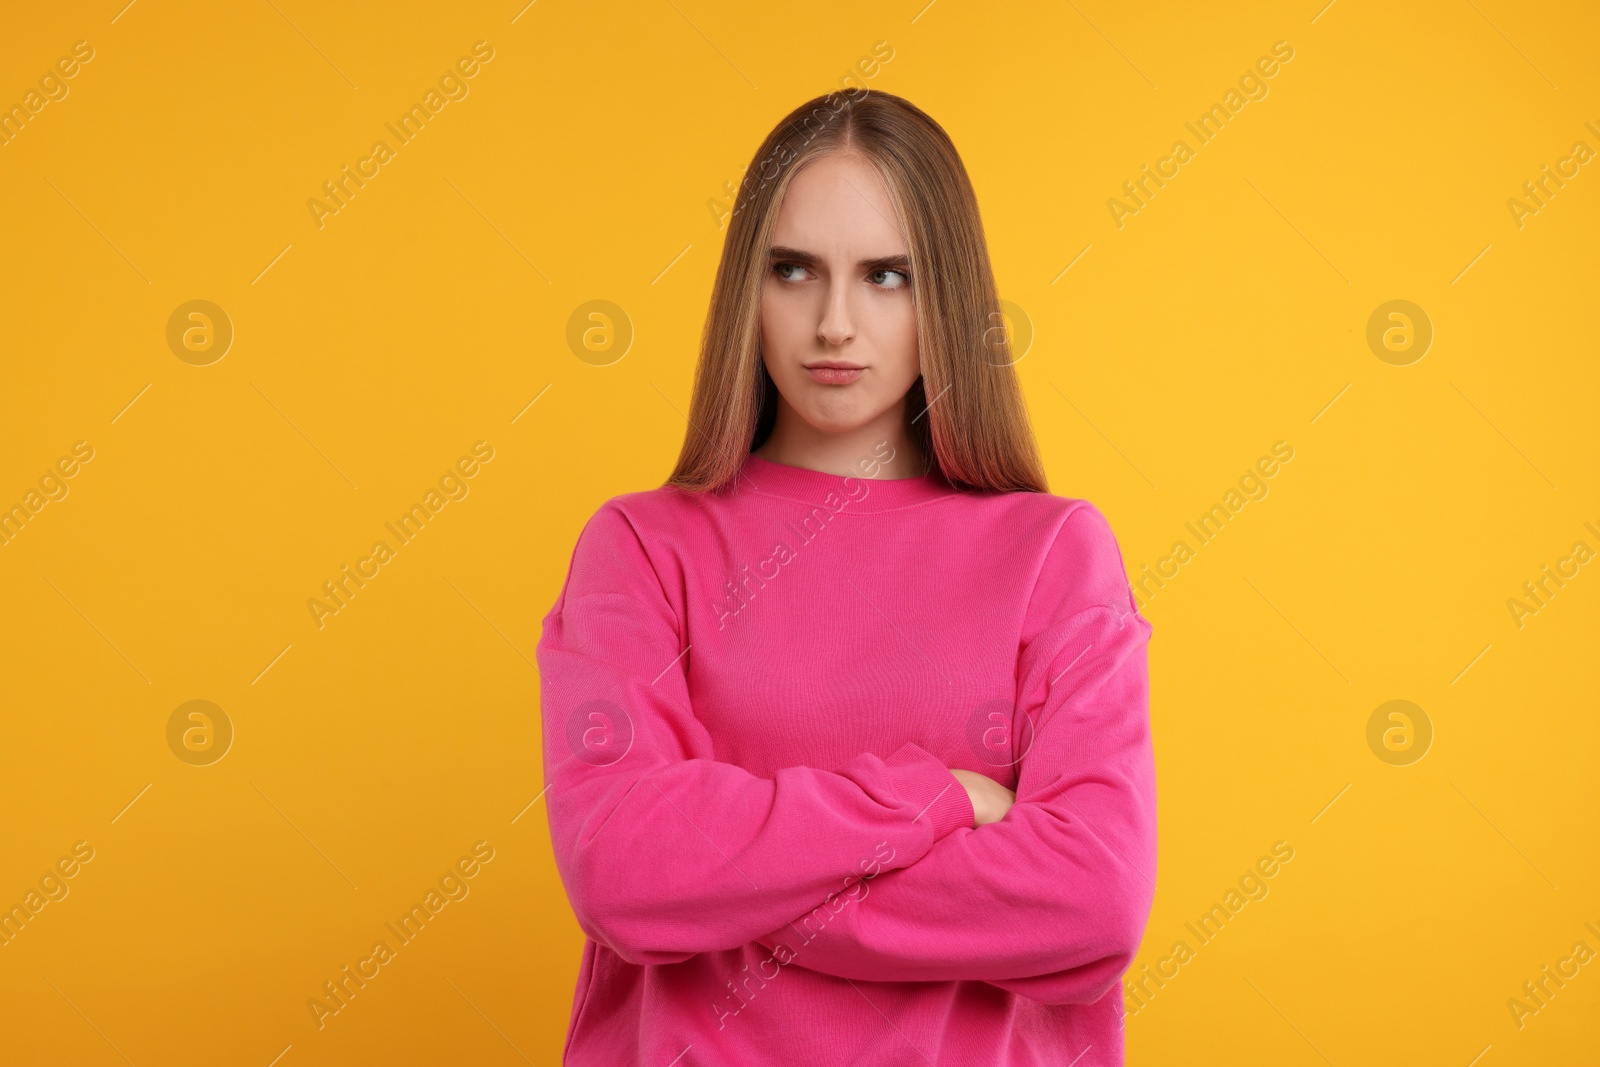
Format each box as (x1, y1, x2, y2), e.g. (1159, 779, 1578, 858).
(666, 88, 1047, 495)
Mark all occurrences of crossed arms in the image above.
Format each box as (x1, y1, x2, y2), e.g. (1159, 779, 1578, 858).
(536, 500, 1156, 1006)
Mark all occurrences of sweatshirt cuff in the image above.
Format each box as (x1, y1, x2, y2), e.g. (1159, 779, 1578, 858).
(882, 741, 974, 841)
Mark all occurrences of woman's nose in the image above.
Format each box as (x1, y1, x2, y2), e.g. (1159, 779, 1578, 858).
(817, 283, 855, 344)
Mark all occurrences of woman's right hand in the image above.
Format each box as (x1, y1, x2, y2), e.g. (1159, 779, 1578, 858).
(949, 768, 1016, 827)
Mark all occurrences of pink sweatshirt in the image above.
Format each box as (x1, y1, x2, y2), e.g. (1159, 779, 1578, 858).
(538, 451, 1157, 1065)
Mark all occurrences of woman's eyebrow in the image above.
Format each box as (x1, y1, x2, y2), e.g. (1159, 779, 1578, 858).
(768, 246, 911, 271)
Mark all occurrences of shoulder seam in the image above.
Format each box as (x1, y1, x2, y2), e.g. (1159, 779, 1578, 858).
(1019, 499, 1118, 624)
(596, 499, 685, 646)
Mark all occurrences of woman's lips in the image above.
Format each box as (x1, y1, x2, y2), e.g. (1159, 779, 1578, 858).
(805, 365, 865, 384)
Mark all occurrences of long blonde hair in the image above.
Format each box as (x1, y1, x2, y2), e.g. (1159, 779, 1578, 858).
(666, 88, 1047, 494)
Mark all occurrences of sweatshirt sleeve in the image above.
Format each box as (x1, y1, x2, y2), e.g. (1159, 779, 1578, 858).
(537, 500, 975, 966)
(750, 502, 1157, 1004)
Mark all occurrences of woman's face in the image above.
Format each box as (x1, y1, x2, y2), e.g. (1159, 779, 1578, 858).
(759, 152, 920, 438)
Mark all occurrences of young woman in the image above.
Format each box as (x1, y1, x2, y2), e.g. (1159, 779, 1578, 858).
(538, 88, 1156, 1066)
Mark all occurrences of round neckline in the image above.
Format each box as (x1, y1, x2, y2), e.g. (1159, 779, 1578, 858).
(737, 452, 959, 513)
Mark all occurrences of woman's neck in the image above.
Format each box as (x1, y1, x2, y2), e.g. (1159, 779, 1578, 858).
(754, 406, 927, 479)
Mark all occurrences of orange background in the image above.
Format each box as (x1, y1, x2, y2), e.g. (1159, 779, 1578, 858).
(1, 1, 1596, 1063)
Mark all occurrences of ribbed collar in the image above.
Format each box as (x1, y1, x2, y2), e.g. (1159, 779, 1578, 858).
(736, 452, 960, 514)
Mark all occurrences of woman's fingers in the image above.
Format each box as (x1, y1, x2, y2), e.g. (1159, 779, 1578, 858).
(950, 769, 1017, 826)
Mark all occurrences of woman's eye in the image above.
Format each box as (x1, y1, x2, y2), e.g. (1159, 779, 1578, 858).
(772, 263, 910, 288)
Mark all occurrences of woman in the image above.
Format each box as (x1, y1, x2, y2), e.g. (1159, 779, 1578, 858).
(538, 88, 1156, 1065)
